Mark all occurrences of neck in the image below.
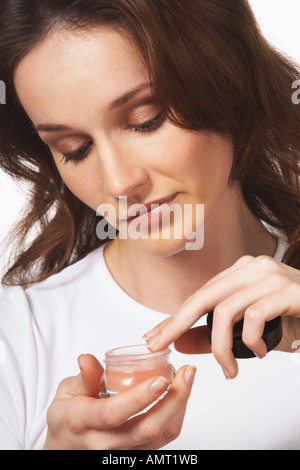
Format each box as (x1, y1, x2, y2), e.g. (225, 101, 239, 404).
(103, 187, 277, 314)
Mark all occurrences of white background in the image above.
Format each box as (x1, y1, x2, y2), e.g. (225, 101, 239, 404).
(0, 1, 300, 287)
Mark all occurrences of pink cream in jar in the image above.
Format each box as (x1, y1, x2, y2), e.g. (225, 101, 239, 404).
(100, 344, 176, 397)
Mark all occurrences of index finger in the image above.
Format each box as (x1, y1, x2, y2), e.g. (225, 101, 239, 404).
(144, 293, 210, 351)
(143, 255, 256, 351)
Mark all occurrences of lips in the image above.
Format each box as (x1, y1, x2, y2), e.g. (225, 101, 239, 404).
(122, 193, 178, 222)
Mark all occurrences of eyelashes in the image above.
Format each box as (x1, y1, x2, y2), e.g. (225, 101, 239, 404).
(60, 113, 166, 166)
(60, 141, 92, 165)
(128, 112, 165, 133)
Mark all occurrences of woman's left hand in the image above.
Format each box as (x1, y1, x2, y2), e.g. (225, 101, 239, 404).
(143, 255, 300, 379)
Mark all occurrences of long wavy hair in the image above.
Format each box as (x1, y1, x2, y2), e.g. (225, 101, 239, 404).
(0, 0, 299, 287)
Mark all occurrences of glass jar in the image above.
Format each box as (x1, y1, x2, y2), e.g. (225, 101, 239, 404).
(100, 344, 176, 398)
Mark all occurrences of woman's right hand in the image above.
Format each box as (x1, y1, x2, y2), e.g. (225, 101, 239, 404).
(42, 354, 196, 450)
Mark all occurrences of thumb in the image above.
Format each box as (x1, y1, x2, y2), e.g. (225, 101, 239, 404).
(58, 354, 104, 399)
(174, 326, 212, 354)
(77, 354, 104, 397)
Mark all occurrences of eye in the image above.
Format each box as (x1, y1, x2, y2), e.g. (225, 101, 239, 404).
(128, 113, 165, 134)
(59, 113, 165, 165)
(60, 141, 93, 165)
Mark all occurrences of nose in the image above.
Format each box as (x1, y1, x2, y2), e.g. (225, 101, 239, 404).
(96, 136, 148, 198)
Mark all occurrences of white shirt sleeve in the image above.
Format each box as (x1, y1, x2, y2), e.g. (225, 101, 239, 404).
(0, 286, 37, 450)
(0, 417, 22, 450)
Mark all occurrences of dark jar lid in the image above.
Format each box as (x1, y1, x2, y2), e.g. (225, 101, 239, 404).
(206, 311, 283, 359)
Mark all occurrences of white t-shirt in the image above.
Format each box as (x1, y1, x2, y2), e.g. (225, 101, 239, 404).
(0, 238, 299, 450)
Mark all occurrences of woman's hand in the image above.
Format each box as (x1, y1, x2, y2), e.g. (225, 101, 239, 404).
(42, 354, 196, 450)
(143, 255, 300, 380)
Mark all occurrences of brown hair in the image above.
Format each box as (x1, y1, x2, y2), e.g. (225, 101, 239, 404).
(0, 0, 299, 287)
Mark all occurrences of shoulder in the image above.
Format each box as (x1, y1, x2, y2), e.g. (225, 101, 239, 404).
(0, 244, 104, 329)
(0, 285, 31, 329)
(25, 245, 103, 295)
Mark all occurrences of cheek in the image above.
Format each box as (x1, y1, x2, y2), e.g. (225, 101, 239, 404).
(157, 129, 233, 190)
(54, 159, 105, 211)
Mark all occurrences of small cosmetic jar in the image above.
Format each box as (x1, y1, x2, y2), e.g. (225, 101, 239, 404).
(100, 344, 176, 397)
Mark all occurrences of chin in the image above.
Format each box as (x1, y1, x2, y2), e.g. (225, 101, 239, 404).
(132, 236, 190, 258)
(117, 202, 205, 256)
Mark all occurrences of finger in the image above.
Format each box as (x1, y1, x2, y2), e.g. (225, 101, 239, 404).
(174, 326, 212, 354)
(204, 255, 255, 287)
(173, 283, 278, 358)
(210, 310, 237, 379)
(130, 406, 187, 450)
(143, 265, 256, 352)
(242, 283, 300, 356)
(56, 354, 104, 399)
(78, 354, 105, 397)
(124, 365, 196, 449)
(143, 294, 211, 352)
(82, 365, 196, 450)
(212, 282, 299, 378)
(209, 280, 284, 377)
(78, 374, 171, 431)
(143, 257, 278, 352)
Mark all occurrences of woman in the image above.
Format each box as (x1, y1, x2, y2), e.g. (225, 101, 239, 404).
(0, 0, 300, 450)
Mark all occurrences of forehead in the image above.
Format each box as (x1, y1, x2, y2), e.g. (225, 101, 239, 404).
(14, 27, 150, 126)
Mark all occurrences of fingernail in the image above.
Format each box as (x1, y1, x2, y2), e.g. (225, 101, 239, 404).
(142, 326, 160, 342)
(184, 366, 197, 386)
(145, 332, 161, 349)
(221, 366, 232, 380)
(150, 376, 169, 395)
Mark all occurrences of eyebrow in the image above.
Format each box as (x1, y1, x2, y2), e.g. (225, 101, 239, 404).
(35, 83, 151, 132)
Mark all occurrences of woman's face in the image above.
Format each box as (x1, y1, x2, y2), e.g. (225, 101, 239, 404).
(14, 27, 234, 256)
